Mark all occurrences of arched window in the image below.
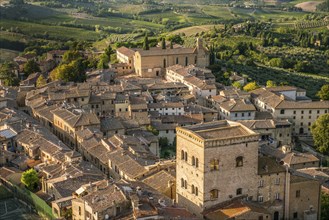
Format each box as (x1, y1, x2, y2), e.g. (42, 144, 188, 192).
(184, 180, 187, 189)
(181, 150, 184, 160)
(176, 57, 179, 64)
(210, 159, 219, 171)
(236, 156, 243, 167)
(236, 188, 242, 195)
(196, 158, 199, 168)
(185, 57, 188, 66)
(191, 184, 195, 194)
(184, 152, 188, 162)
(192, 156, 195, 166)
(210, 189, 218, 199)
(181, 178, 184, 188)
(195, 187, 198, 196)
(163, 58, 166, 68)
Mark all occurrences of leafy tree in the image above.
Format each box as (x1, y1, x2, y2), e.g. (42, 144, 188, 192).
(232, 81, 242, 90)
(23, 59, 40, 75)
(266, 80, 277, 88)
(104, 45, 114, 58)
(146, 125, 159, 136)
(166, 34, 184, 45)
(317, 84, 329, 100)
(268, 58, 284, 68)
(50, 59, 86, 82)
(311, 114, 329, 155)
(36, 75, 47, 87)
(0, 62, 19, 86)
(143, 34, 150, 50)
(294, 61, 314, 73)
(62, 50, 82, 64)
(321, 192, 329, 220)
(159, 137, 169, 148)
(97, 53, 110, 69)
(21, 169, 39, 190)
(243, 81, 260, 92)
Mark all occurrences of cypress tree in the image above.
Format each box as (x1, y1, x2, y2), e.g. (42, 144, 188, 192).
(143, 34, 149, 50)
(161, 38, 166, 49)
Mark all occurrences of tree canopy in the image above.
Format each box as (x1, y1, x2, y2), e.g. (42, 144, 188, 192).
(232, 81, 242, 90)
(311, 114, 329, 155)
(317, 84, 329, 100)
(0, 62, 19, 86)
(21, 169, 39, 190)
(243, 81, 259, 92)
(62, 50, 83, 64)
(36, 75, 47, 87)
(143, 34, 150, 50)
(266, 80, 277, 88)
(50, 58, 86, 82)
(23, 59, 40, 75)
(321, 192, 329, 220)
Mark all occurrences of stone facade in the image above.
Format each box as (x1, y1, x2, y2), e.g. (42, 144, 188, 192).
(176, 121, 259, 217)
(134, 38, 209, 78)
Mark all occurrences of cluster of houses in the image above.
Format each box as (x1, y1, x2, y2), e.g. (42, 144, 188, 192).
(0, 38, 328, 220)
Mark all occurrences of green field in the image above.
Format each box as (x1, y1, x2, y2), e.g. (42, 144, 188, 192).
(0, 49, 20, 63)
(0, 19, 100, 41)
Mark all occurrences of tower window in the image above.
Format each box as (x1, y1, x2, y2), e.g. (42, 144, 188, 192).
(210, 189, 218, 199)
(210, 159, 219, 171)
(236, 156, 243, 167)
(236, 188, 242, 195)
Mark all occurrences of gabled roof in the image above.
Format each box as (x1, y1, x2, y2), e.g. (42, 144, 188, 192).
(108, 149, 148, 179)
(116, 46, 136, 57)
(220, 99, 256, 112)
(203, 198, 270, 220)
(51, 108, 100, 128)
(282, 152, 319, 166)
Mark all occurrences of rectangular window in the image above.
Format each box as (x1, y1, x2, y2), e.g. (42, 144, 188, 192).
(275, 178, 280, 185)
(296, 190, 300, 198)
(210, 159, 219, 171)
(275, 192, 280, 200)
(210, 189, 218, 199)
(259, 180, 264, 187)
(258, 196, 263, 202)
(293, 212, 298, 219)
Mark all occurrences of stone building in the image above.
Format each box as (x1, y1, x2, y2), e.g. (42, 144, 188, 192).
(250, 86, 329, 136)
(71, 181, 130, 220)
(176, 121, 259, 217)
(133, 38, 209, 78)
